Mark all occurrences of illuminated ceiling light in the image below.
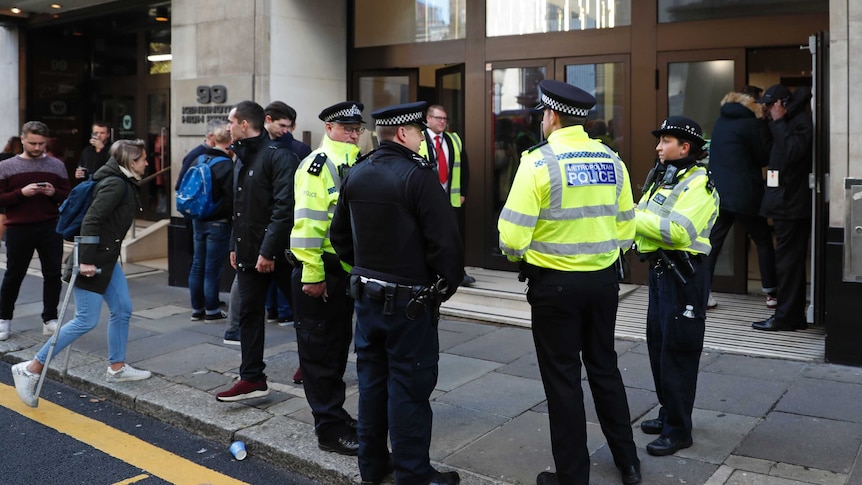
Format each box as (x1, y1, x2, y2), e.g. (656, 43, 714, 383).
(10, 7, 21, 14)
(154, 6, 169, 22)
(50, 3, 62, 8)
(147, 54, 172, 62)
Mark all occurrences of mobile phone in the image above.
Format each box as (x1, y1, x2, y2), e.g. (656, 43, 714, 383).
(36, 182, 47, 187)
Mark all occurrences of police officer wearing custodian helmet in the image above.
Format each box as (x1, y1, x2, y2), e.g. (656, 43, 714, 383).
(634, 116, 719, 457)
(330, 101, 464, 485)
(498, 79, 641, 485)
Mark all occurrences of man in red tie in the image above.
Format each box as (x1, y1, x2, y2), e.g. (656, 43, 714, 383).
(419, 104, 474, 286)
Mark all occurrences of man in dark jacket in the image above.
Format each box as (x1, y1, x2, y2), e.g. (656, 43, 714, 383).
(215, 100, 300, 401)
(707, 90, 777, 309)
(752, 84, 813, 332)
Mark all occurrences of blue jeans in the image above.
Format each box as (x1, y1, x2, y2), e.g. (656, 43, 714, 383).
(265, 280, 292, 318)
(35, 262, 132, 365)
(188, 220, 231, 312)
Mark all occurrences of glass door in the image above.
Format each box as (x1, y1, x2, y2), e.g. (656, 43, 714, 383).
(657, 49, 746, 293)
(435, 64, 465, 136)
(352, 69, 419, 149)
(484, 60, 552, 270)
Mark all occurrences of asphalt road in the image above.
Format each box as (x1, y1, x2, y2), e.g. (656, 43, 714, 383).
(0, 360, 322, 485)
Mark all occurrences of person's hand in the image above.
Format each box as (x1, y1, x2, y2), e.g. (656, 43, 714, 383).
(39, 182, 55, 196)
(460, 196, 466, 205)
(79, 263, 97, 278)
(229, 251, 237, 270)
(303, 282, 328, 299)
(90, 137, 105, 151)
(255, 255, 275, 273)
(22, 183, 45, 196)
(75, 167, 87, 179)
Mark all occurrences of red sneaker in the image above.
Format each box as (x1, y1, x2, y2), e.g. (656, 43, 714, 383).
(216, 379, 270, 402)
(293, 368, 303, 385)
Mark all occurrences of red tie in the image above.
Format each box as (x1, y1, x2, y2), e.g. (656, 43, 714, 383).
(435, 135, 448, 185)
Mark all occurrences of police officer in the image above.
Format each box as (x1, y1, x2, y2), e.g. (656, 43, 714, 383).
(330, 101, 464, 485)
(289, 101, 365, 456)
(634, 116, 719, 457)
(498, 80, 641, 485)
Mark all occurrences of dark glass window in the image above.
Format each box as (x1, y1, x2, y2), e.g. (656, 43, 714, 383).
(658, 0, 827, 23)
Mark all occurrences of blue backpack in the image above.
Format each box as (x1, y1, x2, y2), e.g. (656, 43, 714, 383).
(175, 154, 231, 219)
(56, 175, 126, 242)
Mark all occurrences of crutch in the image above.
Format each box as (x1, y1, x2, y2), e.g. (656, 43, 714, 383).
(32, 235, 99, 407)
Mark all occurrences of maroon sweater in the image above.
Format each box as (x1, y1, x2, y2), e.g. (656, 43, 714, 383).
(0, 154, 71, 226)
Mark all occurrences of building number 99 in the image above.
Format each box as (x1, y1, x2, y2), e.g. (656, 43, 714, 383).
(196, 85, 228, 104)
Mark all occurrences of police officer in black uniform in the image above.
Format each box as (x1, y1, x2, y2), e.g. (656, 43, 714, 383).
(331, 101, 464, 485)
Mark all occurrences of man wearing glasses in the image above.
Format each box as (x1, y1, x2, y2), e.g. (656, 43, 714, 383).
(420, 104, 475, 286)
(289, 101, 365, 456)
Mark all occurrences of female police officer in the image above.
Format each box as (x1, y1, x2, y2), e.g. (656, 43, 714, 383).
(634, 116, 719, 457)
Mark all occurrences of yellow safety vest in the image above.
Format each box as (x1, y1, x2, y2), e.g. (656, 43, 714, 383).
(419, 131, 463, 207)
(289, 135, 359, 283)
(497, 125, 635, 272)
(634, 164, 719, 255)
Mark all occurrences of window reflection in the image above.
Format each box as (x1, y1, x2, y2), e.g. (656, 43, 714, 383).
(667, 60, 733, 139)
(658, 0, 826, 23)
(487, 0, 630, 37)
(355, 0, 466, 48)
(565, 63, 625, 155)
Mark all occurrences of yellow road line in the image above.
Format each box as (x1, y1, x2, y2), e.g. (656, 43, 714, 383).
(0, 383, 248, 485)
(113, 474, 151, 485)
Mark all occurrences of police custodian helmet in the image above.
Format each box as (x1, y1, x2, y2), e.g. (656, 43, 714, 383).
(535, 79, 596, 117)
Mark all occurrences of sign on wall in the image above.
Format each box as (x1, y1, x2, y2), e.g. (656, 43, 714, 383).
(174, 76, 253, 136)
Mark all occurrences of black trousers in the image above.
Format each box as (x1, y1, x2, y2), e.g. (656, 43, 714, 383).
(646, 257, 709, 442)
(236, 260, 293, 382)
(773, 218, 810, 326)
(528, 265, 638, 484)
(292, 265, 355, 440)
(708, 210, 777, 293)
(1, 220, 63, 322)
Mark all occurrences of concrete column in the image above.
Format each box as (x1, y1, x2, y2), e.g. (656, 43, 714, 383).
(0, 25, 19, 141)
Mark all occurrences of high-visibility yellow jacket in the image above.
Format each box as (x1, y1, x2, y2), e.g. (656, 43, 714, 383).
(418, 131, 464, 207)
(634, 161, 719, 255)
(290, 135, 360, 283)
(497, 125, 635, 271)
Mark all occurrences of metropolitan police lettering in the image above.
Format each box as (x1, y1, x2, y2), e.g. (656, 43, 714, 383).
(565, 162, 617, 186)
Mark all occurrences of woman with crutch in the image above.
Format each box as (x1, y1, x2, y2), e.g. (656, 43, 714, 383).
(12, 139, 152, 406)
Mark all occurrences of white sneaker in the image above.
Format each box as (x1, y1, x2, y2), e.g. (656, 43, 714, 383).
(43, 319, 58, 336)
(0, 319, 9, 341)
(707, 293, 717, 309)
(106, 364, 152, 383)
(11, 362, 39, 407)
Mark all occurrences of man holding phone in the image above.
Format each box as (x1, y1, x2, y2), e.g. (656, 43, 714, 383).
(75, 121, 111, 181)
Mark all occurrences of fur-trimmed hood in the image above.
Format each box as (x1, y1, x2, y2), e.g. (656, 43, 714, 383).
(720, 91, 764, 119)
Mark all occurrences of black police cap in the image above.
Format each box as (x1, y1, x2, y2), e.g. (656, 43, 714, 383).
(535, 80, 596, 117)
(319, 101, 364, 123)
(371, 101, 428, 127)
(755, 84, 791, 104)
(651, 115, 706, 149)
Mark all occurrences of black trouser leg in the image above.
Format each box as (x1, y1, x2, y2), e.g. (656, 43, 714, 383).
(772, 219, 810, 325)
(1, 224, 38, 319)
(237, 261, 293, 382)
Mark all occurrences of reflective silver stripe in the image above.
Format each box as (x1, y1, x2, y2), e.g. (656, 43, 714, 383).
(500, 239, 528, 257)
(295, 207, 329, 221)
(290, 236, 325, 248)
(659, 217, 673, 245)
(689, 240, 711, 253)
(661, 167, 702, 211)
(500, 207, 538, 227)
(669, 211, 699, 246)
(595, 144, 627, 203)
(618, 207, 635, 221)
(451, 187, 461, 195)
(531, 239, 619, 256)
(539, 204, 618, 221)
(540, 144, 563, 210)
(618, 238, 634, 250)
(324, 157, 342, 190)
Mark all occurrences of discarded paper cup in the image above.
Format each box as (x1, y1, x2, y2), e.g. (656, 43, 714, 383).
(229, 440, 247, 460)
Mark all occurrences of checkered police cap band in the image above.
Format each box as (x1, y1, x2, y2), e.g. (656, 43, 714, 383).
(375, 111, 424, 126)
(324, 104, 362, 122)
(541, 93, 591, 117)
(659, 119, 700, 138)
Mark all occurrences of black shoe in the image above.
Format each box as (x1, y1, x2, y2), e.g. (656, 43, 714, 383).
(190, 311, 204, 321)
(205, 310, 228, 321)
(360, 460, 394, 485)
(536, 471, 559, 485)
(318, 434, 359, 456)
(640, 418, 663, 435)
(646, 435, 693, 456)
(266, 312, 278, 323)
(752, 315, 804, 332)
(461, 274, 476, 286)
(428, 471, 460, 485)
(619, 464, 642, 484)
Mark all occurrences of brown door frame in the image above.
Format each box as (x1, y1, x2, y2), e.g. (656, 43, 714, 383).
(483, 58, 553, 271)
(656, 48, 747, 293)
